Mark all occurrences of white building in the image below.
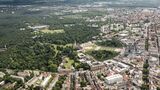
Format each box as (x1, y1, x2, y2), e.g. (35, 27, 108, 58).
(40, 74, 52, 88)
(0, 72, 5, 78)
(10, 75, 25, 83)
(0, 81, 5, 86)
(105, 74, 123, 84)
(104, 60, 129, 73)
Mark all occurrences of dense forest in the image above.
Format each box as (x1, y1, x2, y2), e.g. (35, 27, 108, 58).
(0, 5, 101, 72)
(36, 25, 99, 45)
(0, 41, 78, 72)
(0, 21, 98, 71)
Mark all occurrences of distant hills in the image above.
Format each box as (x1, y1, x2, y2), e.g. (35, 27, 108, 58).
(0, 0, 159, 7)
(0, 0, 41, 5)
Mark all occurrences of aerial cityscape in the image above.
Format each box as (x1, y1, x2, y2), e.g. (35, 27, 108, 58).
(0, 0, 160, 90)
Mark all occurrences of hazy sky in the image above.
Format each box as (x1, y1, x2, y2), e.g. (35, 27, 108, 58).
(111, 0, 160, 4)
(0, 0, 159, 5)
(109, 0, 160, 3)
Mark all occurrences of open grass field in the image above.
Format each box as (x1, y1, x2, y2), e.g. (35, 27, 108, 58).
(63, 14, 83, 19)
(40, 29, 65, 34)
(64, 57, 74, 69)
(81, 42, 120, 52)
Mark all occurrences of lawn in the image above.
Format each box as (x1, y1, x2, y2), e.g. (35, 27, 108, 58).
(63, 14, 83, 19)
(40, 29, 65, 34)
(64, 58, 74, 69)
(82, 42, 116, 52)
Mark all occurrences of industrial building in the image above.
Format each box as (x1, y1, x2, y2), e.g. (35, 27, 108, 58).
(105, 74, 123, 84)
